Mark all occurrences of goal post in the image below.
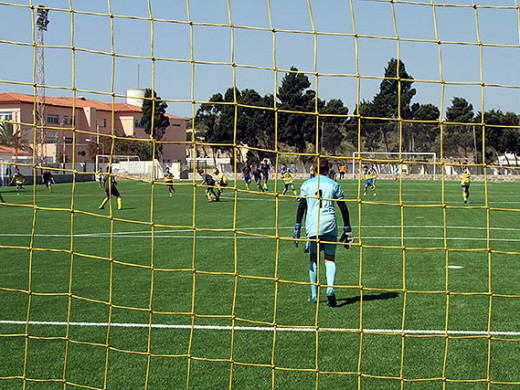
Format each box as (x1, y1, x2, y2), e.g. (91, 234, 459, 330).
(352, 152, 438, 180)
(95, 155, 164, 180)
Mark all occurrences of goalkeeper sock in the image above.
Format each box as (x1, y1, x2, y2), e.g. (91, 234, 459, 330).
(309, 261, 318, 299)
(117, 197, 122, 210)
(325, 261, 336, 296)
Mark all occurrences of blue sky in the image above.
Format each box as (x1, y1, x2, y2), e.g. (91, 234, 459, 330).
(1, 0, 519, 119)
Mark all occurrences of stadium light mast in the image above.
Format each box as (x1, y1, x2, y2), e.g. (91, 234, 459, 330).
(35, 5, 49, 172)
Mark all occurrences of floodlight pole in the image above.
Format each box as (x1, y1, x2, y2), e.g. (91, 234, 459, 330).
(35, 5, 49, 177)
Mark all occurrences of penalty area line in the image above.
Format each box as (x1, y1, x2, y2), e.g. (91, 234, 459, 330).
(0, 320, 519, 337)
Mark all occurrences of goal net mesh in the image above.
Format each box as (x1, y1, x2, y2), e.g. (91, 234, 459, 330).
(0, 1, 519, 389)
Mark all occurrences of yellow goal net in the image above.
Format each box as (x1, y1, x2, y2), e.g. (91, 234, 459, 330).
(1, 0, 520, 389)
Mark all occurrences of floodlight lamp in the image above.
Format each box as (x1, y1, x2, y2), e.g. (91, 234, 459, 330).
(36, 5, 50, 31)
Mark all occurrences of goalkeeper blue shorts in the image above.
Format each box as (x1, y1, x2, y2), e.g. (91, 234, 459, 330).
(364, 179, 373, 187)
(304, 234, 337, 256)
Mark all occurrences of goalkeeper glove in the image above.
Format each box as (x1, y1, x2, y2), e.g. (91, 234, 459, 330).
(339, 226, 354, 249)
(293, 223, 301, 247)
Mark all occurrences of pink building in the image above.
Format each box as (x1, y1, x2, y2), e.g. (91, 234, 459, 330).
(0, 91, 187, 165)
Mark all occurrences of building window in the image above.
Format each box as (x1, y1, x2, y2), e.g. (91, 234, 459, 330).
(47, 114, 60, 124)
(97, 118, 107, 128)
(65, 137, 73, 144)
(45, 136, 58, 143)
(63, 116, 73, 125)
(171, 123, 180, 127)
(135, 119, 142, 128)
(0, 112, 13, 121)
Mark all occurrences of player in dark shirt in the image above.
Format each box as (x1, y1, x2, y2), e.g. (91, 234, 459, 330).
(260, 159, 270, 191)
(241, 163, 252, 190)
(42, 170, 56, 192)
(198, 169, 219, 202)
(251, 164, 264, 192)
(99, 167, 123, 210)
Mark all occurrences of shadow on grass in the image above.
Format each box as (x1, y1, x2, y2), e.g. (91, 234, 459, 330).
(335, 291, 400, 308)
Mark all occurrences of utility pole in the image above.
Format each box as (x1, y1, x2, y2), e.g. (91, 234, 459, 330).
(35, 5, 49, 175)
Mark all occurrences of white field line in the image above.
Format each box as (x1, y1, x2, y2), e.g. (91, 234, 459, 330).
(2, 234, 518, 242)
(0, 224, 519, 242)
(0, 320, 519, 337)
(219, 195, 520, 205)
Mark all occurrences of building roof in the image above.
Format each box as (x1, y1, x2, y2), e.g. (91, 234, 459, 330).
(0, 145, 32, 156)
(0, 92, 186, 120)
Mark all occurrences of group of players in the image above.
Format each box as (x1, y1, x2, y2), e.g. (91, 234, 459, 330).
(0, 160, 472, 308)
(0, 168, 56, 203)
(0, 161, 472, 210)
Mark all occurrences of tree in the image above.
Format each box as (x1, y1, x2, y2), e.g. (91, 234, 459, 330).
(237, 89, 275, 161)
(277, 67, 317, 155)
(319, 98, 349, 155)
(0, 122, 31, 151)
(409, 103, 440, 153)
(444, 97, 474, 159)
(195, 92, 227, 164)
(475, 109, 520, 165)
(358, 59, 417, 152)
(140, 89, 170, 160)
(374, 58, 416, 120)
(86, 134, 152, 161)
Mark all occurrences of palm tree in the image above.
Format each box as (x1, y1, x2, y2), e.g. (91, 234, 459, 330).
(0, 122, 31, 151)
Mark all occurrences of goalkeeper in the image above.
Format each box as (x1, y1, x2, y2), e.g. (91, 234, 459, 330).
(293, 157, 354, 308)
(98, 167, 123, 210)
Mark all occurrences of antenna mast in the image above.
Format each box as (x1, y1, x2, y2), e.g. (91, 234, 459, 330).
(35, 5, 49, 171)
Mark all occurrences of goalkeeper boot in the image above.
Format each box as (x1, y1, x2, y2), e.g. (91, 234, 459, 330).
(327, 293, 337, 308)
(308, 296, 317, 304)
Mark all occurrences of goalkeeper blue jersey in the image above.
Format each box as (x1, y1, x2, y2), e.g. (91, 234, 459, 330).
(299, 175, 344, 238)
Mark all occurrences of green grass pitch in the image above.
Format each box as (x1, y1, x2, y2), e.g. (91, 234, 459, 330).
(0, 175, 519, 389)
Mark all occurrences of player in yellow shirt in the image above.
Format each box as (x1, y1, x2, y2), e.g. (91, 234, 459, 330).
(163, 167, 176, 197)
(460, 165, 471, 203)
(338, 163, 347, 180)
(280, 163, 298, 196)
(213, 168, 228, 199)
(362, 165, 376, 196)
(9, 168, 25, 194)
(95, 168, 104, 188)
(309, 164, 316, 178)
